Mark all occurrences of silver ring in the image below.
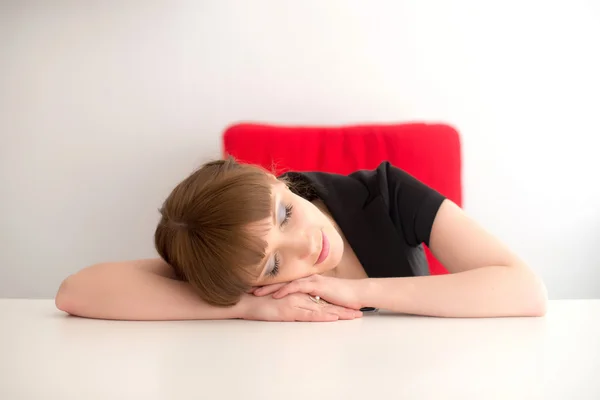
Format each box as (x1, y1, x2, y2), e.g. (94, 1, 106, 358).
(308, 295, 322, 304)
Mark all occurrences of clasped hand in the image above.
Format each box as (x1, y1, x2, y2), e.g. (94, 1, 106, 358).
(242, 275, 366, 322)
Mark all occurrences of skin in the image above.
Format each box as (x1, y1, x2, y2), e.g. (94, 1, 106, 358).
(250, 180, 357, 287)
(55, 175, 548, 321)
(53, 180, 366, 322)
(254, 188, 548, 318)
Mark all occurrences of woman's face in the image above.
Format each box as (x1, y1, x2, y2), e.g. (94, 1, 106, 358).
(251, 180, 344, 286)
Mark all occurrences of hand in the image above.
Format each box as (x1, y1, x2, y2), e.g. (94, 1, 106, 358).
(247, 283, 286, 295)
(238, 292, 363, 322)
(253, 275, 365, 310)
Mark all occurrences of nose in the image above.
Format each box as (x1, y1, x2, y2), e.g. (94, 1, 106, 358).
(290, 227, 320, 261)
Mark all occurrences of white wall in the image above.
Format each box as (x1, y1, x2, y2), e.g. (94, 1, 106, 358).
(1, 0, 599, 299)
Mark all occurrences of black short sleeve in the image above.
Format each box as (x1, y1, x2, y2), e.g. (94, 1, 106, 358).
(385, 162, 446, 246)
(351, 161, 446, 247)
(286, 161, 445, 277)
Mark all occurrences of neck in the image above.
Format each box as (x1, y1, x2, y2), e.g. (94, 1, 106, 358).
(312, 199, 368, 280)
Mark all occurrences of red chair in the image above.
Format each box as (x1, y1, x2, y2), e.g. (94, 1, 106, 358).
(222, 122, 462, 275)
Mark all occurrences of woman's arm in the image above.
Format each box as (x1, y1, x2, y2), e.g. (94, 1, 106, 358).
(55, 258, 242, 320)
(55, 258, 362, 321)
(360, 175, 549, 317)
(362, 268, 547, 318)
(382, 199, 548, 318)
(263, 200, 548, 318)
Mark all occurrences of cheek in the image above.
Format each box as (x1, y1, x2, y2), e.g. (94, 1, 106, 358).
(260, 262, 312, 285)
(321, 226, 344, 272)
(332, 232, 345, 263)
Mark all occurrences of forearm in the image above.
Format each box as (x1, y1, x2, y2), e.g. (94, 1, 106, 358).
(55, 262, 244, 321)
(361, 265, 547, 318)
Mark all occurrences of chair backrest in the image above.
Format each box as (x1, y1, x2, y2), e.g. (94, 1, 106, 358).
(222, 122, 462, 275)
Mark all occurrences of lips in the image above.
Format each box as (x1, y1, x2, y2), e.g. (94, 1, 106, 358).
(315, 230, 330, 265)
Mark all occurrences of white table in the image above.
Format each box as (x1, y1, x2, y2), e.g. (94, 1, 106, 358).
(1, 299, 598, 400)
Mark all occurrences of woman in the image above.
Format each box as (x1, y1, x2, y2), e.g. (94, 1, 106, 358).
(55, 158, 548, 321)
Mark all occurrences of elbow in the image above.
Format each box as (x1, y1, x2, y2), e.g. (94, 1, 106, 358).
(55, 262, 110, 316)
(55, 274, 88, 316)
(55, 276, 76, 314)
(56, 262, 127, 319)
(529, 277, 548, 317)
(518, 266, 548, 317)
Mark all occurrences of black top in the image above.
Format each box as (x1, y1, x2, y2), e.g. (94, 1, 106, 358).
(280, 161, 446, 278)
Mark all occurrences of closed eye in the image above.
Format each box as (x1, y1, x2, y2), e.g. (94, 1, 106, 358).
(266, 203, 293, 277)
(269, 254, 281, 277)
(280, 204, 293, 227)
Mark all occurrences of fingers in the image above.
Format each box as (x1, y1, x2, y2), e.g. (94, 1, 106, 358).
(258, 275, 322, 298)
(295, 303, 362, 322)
(316, 313, 341, 322)
(295, 309, 338, 322)
(253, 283, 287, 297)
(324, 304, 363, 320)
(272, 280, 313, 299)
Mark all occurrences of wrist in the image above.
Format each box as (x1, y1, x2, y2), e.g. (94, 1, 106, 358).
(230, 294, 253, 319)
(358, 278, 381, 309)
